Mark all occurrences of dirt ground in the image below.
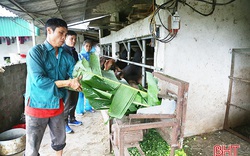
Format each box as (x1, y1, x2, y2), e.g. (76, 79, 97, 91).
(14, 111, 250, 156)
(183, 130, 250, 156)
(15, 111, 113, 156)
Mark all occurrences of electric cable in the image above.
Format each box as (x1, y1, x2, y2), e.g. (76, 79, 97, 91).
(179, 0, 216, 16)
(197, 0, 236, 5)
(150, 0, 179, 43)
(159, 33, 176, 43)
(157, 8, 169, 31)
(178, 0, 236, 16)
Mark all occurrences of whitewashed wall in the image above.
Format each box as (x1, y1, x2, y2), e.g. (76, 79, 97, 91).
(100, 0, 250, 136)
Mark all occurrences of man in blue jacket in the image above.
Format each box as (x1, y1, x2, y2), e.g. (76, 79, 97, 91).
(63, 30, 82, 134)
(24, 18, 82, 156)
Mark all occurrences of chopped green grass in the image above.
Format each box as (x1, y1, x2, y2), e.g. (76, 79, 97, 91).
(128, 129, 187, 156)
(128, 147, 141, 156)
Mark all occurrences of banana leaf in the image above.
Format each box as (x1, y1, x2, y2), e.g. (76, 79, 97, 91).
(101, 70, 120, 82)
(73, 53, 160, 119)
(80, 81, 112, 99)
(89, 53, 102, 76)
(73, 58, 91, 76)
(92, 88, 112, 99)
(80, 71, 120, 91)
(108, 84, 138, 119)
(101, 70, 130, 85)
(146, 71, 161, 106)
(80, 82, 112, 109)
(128, 104, 138, 112)
(133, 93, 148, 106)
(88, 98, 111, 110)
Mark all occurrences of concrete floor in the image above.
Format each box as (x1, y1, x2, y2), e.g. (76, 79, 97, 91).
(14, 111, 113, 156)
(11, 111, 250, 156)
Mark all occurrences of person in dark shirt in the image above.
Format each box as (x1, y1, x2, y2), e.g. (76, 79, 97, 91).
(62, 30, 83, 134)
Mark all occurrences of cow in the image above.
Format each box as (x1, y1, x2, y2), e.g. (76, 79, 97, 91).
(116, 50, 142, 85)
(100, 49, 143, 88)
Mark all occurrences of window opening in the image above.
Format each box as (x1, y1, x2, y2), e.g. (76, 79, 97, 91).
(101, 44, 112, 57)
(104, 37, 160, 88)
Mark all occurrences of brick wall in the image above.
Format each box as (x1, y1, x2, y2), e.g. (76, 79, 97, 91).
(0, 63, 26, 133)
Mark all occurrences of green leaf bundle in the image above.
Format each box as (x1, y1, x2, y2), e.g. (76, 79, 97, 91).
(73, 53, 160, 119)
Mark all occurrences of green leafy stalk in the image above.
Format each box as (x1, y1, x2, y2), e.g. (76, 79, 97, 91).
(146, 71, 161, 106)
(73, 53, 160, 119)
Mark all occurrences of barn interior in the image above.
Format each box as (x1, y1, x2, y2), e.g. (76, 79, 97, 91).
(0, 0, 250, 155)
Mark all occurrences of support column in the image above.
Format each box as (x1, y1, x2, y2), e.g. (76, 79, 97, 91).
(16, 36, 20, 54)
(127, 42, 131, 62)
(142, 39, 146, 87)
(31, 19, 36, 46)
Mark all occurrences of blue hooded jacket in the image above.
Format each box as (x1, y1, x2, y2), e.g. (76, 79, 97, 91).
(78, 46, 95, 61)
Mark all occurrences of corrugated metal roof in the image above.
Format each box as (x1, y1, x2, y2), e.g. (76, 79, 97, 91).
(0, 0, 152, 40)
(0, 17, 40, 36)
(0, 5, 17, 17)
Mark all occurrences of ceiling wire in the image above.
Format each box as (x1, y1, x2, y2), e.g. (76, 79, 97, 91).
(179, 0, 216, 16)
(178, 0, 236, 16)
(196, 0, 236, 5)
(2, 0, 237, 35)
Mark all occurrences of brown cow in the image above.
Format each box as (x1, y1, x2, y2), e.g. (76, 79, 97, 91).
(100, 50, 142, 88)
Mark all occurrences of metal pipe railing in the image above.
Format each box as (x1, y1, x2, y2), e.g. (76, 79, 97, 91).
(101, 55, 162, 71)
